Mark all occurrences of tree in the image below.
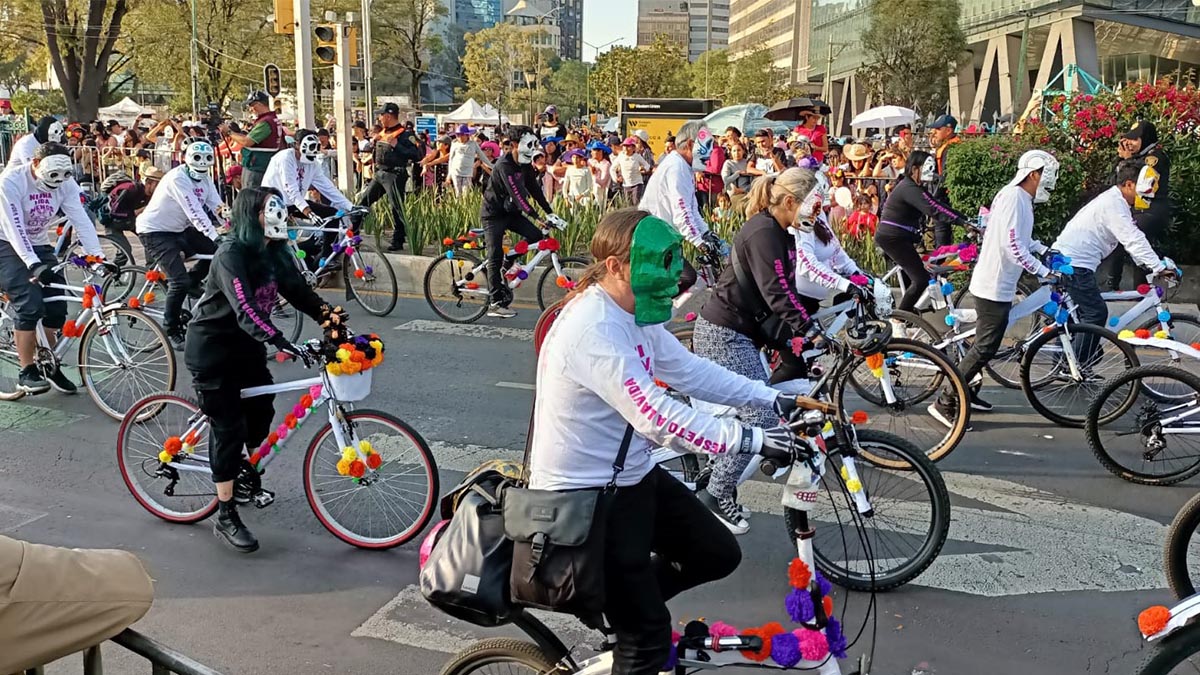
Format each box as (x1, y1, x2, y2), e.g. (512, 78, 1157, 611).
(860, 0, 966, 114)
(725, 46, 789, 105)
(460, 23, 551, 114)
(373, 0, 448, 106)
(588, 36, 689, 112)
(548, 59, 587, 119)
(688, 50, 730, 104)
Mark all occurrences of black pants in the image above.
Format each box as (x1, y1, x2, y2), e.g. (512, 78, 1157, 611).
(289, 201, 341, 266)
(106, 216, 136, 266)
(603, 467, 741, 674)
(483, 215, 543, 305)
(1103, 211, 1168, 290)
(358, 168, 408, 248)
(193, 358, 274, 484)
(1062, 268, 1108, 365)
(956, 296, 1011, 384)
(770, 293, 851, 384)
(0, 243, 66, 331)
(140, 229, 216, 332)
(875, 226, 928, 312)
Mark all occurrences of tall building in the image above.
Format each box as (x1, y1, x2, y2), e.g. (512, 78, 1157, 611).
(504, 0, 580, 60)
(687, 0, 730, 61)
(455, 0, 502, 33)
(728, 0, 812, 85)
(558, 0, 582, 61)
(637, 0, 690, 51)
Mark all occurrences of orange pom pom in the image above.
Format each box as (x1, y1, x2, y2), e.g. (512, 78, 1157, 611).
(366, 453, 382, 469)
(267, 432, 279, 446)
(300, 394, 313, 408)
(83, 285, 96, 298)
(349, 459, 366, 478)
(163, 436, 183, 456)
(865, 352, 884, 369)
(1139, 606, 1171, 636)
(128, 298, 140, 309)
(443, 237, 454, 246)
(82, 296, 93, 309)
(248, 451, 262, 466)
(184, 431, 200, 446)
(823, 595, 833, 617)
(788, 557, 812, 589)
(350, 350, 365, 362)
(1135, 329, 1152, 339)
(285, 413, 297, 429)
(740, 622, 785, 662)
(62, 320, 78, 338)
(355, 268, 365, 279)
(143, 292, 155, 304)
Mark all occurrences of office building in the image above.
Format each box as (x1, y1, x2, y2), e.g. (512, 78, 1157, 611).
(729, 0, 812, 84)
(637, 0, 690, 50)
(687, 0, 730, 61)
(558, 0, 582, 60)
(504, 0, 580, 60)
(455, 0, 502, 33)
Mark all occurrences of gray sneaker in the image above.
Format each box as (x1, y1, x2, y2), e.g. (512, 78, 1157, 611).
(17, 364, 49, 395)
(487, 303, 517, 319)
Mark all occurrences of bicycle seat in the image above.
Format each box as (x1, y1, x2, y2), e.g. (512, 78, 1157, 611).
(927, 264, 965, 276)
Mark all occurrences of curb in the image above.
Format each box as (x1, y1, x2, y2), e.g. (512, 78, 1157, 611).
(378, 252, 547, 303)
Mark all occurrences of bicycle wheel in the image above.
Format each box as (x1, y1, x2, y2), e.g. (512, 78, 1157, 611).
(0, 312, 23, 401)
(440, 638, 557, 675)
(343, 242, 398, 316)
(883, 309, 942, 344)
(1021, 322, 1139, 428)
(116, 392, 218, 523)
(78, 308, 177, 421)
(839, 338, 970, 465)
(954, 281, 1046, 388)
(1135, 313, 1200, 376)
(536, 256, 590, 310)
(303, 408, 439, 549)
(1137, 622, 1200, 675)
(784, 429, 950, 591)
(1086, 365, 1200, 485)
(423, 251, 489, 324)
(1166, 492, 1200, 599)
(102, 264, 150, 305)
(671, 325, 694, 351)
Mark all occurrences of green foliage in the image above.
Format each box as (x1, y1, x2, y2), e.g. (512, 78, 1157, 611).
(589, 37, 690, 112)
(460, 23, 552, 110)
(547, 60, 589, 119)
(688, 50, 731, 104)
(372, 0, 449, 105)
(10, 89, 66, 120)
(860, 0, 966, 114)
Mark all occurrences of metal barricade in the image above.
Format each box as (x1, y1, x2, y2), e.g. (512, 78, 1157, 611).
(23, 628, 224, 675)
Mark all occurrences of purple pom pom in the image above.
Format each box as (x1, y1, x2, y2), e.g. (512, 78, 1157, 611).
(663, 642, 678, 670)
(785, 587, 815, 623)
(364, 265, 373, 274)
(815, 570, 832, 597)
(332, 243, 345, 253)
(799, 156, 820, 170)
(771, 632, 801, 668)
(352, 235, 363, 245)
(825, 616, 847, 659)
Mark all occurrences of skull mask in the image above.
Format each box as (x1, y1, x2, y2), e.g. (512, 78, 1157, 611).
(298, 134, 322, 164)
(34, 154, 73, 191)
(516, 133, 540, 165)
(690, 127, 714, 172)
(262, 194, 289, 240)
(185, 140, 216, 180)
(920, 155, 937, 181)
(1134, 164, 1160, 211)
(46, 121, 65, 144)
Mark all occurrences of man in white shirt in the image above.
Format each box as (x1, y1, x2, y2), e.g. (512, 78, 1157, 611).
(135, 139, 223, 350)
(446, 124, 492, 196)
(932, 150, 1058, 422)
(0, 142, 103, 394)
(263, 129, 355, 267)
(611, 137, 651, 202)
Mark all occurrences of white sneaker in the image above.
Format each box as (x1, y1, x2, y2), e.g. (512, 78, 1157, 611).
(487, 303, 517, 318)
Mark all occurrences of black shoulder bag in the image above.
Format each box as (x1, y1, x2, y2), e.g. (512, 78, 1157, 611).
(729, 244, 790, 348)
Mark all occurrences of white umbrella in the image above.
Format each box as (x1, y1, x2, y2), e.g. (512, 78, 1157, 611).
(850, 105, 917, 130)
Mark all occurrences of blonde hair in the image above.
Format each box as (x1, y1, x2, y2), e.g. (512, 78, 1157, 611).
(745, 168, 818, 219)
(567, 208, 647, 298)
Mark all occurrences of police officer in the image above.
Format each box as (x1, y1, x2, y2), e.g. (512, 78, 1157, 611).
(358, 102, 421, 251)
(1102, 120, 1171, 290)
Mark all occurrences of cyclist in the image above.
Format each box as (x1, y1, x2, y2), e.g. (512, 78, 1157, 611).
(261, 129, 354, 266)
(930, 150, 1058, 425)
(638, 120, 725, 294)
(7, 116, 65, 168)
(531, 207, 807, 674)
(185, 187, 342, 553)
(135, 139, 224, 351)
(480, 125, 565, 319)
(100, 162, 163, 263)
(874, 150, 968, 313)
(0, 142, 104, 394)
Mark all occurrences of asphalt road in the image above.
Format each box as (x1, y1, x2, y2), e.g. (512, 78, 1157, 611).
(4, 294, 1195, 675)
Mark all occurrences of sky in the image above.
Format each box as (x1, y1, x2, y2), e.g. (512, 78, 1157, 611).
(581, 0, 638, 60)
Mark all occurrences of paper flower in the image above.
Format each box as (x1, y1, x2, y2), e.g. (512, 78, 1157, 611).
(366, 453, 382, 469)
(163, 436, 183, 456)
(709, 621, 739, 639)
(1118, 329, 1136, 339)
(158, 450, 173, 463)
(822, 595, 834, 617)
(796, 628, 828, 660)
(284, 413, 297, 429)
(336, 458, 352, 476)
(349, 459, 366, 478)
(1139, 606, 1171, 636)
(788, 558, 812, 589)
(1155, 330, 1169, 339)
(825, 615, 847, 658)
(1135, 329, 1152, 339)
(846, 478, 862, 493)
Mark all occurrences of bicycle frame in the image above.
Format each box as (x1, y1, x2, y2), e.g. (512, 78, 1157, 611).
(128, 254, 213, 322)
(443, 226, 570, 297)
(1143, 593, 1200, 643)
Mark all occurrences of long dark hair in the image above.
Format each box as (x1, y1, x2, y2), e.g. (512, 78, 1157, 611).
(229, 187, 293, 279)
(905, 150, 933, 182)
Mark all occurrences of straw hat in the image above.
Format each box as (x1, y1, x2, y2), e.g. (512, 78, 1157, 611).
(843, 143, 872, 162)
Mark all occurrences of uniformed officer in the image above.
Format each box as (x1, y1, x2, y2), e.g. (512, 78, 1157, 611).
(1104, 120, 1172, 290)
(358, 102, 421, 251)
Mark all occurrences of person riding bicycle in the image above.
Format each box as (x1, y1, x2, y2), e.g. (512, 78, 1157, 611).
(930, 150, 1058, 425)
(638, 120, 725, 295)
(7, 116, 65, 168)
(262, 129, 354, 268)
(185, 187, 344, 553)
(874, 150, 968, 313)
(135, 139, 225, 351)
(480, 125, 565, 319)
(692, 168, 826, 534)
(531, 207, 808, 674)
(0, 142, 104, 394)
(100, 161, 163, 263)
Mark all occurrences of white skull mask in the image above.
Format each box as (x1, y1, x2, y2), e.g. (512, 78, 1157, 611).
(516, 133, 540, 165)
(263, 194, 289, 240)
(1035, 161, 1058, 204)
(796, 179, 827, 224)
(299, 134, 322, 164)
(46, 121, 64, 144)
(920, 156, 937, 181)
(185, 141, 215, 180)
(34, 154, 73, 191)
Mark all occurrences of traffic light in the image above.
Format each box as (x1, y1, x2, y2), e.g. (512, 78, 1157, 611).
(315, 24, 337, 64)
(273, 0, 293, 34)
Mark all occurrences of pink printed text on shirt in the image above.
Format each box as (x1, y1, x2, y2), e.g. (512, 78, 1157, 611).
(624, 377, 728, 454)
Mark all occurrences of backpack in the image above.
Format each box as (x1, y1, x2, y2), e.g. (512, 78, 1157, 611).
(94, 172, 136, 226)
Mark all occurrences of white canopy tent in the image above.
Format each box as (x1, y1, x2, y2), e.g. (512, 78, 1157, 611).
(439, 98, 506, 127)
(97, 97, 156, 126)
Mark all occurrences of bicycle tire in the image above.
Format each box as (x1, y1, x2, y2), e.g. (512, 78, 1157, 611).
(535, 255, 589, 310)
(1020, 322, 1139, 428)
(79, 308, 177, 421)
(783, 429, 950, 591)
(0, 307, 24, 401)
(423, 252, 489, 324)
(1086, 365, 1200, 486)
(1166, 491, 1200, 599)
(671, 325, 694, 352)
(101, 264, 149, 305)
(440, 638, 559, 675)
(343, 241, 398, 316)
(116, 391, 218, 524)
(884, 309, 942, 344)
(838, 338, 970, 465)
(1136, 622, 1200, 675)
(954, 280, 1045, 389)
(303, 409, 439, 549)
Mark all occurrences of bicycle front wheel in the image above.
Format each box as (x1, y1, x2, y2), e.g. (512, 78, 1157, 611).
(784, 429, 951, 591)
(303, 409, 439, 549)
(79, 308, 177, 421)
(343, 242, 397, 316)
(423, 251, 489, 323)
(1086, 365, 1200, 485)
(440, 638, 558, 675)
(536, 256, 589, 310)
(1021, 322, 1138, 427)
(955, 282, 1047, 388)
(1137, 622, 1200, 675)
(116, 392, 217, 523)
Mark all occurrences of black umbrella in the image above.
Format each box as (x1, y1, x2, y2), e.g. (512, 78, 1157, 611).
(764, 97, 832, 120)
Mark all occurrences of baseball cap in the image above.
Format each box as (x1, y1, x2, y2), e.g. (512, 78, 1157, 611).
(544, 105, 557, 115)
(1123, 120, 1158, 145)
(1007, 149, 1057, 187)
(455, 124, 473, 136)
(376, 102, 400, 116)
(245, 90, 270, 107)
(621, 136, 638, 146)
(928, 114, 957, 130)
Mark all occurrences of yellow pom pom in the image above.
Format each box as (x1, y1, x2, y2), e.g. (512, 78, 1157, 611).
(336, 348, 351, 362)
(822, 421, 833, 433)
(326, 363, 343, 375)
(1118, 329, 1136, 339)
(369, 340, 383, 352)
(336, 458, 352, 476)
(343, 360, 362, 374)
(182, 443, 194, 455)
(1155, 330, 1169, 339)
(840, 466, 850, 481)
(360, 440, 374, 455)
(342, 447, 357, 462)
(158, 450, 173, 463)
(846, 479, 863, 493)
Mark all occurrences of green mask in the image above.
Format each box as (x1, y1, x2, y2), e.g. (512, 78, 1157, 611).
(629, 216, 684, 326)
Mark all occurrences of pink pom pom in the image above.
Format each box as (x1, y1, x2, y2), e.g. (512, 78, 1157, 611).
(671, 630, 681, 644)
(344, 247, 355, 256)
(685, 311, 697, 322)
(276, 424, 289, 440)
(790, 336, 805, 357)
(710, 621, 739, 639)
(293, 404, 305, 418)
(310, 384, 323, 399)
(849, 273, 869, 287)
(796, 629, 829, 661)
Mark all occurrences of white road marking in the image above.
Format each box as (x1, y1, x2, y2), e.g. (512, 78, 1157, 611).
(0, 502, 48, 533)
(995, 449, 1034, 457)
(495, 381, 535, 391)
(394, 319, 534, 341)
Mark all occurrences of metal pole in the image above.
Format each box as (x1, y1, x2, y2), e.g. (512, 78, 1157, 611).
(360, 0, 374, 111)
(190, 0, 199, 117)
(333, 22, 354, 193)
(1014, 10, 1032, 114)
(824, 34, 833, 107)
(293, 0, 316, 129)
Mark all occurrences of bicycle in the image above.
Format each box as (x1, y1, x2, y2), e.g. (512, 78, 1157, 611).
(286, 206, 398, 317)
(1132, 491, 1200, 674)
(49, 211, 139, 300)
(0, 256, 175, 419)
(114, 336, 439, 549)
(422, 220, 589, 324)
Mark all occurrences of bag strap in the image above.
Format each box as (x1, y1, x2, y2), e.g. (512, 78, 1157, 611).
(729, 244, 773, 325)
(606, 425, 635, 491)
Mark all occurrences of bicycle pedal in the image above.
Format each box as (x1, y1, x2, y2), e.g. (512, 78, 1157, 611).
(251, 489, 275, 508)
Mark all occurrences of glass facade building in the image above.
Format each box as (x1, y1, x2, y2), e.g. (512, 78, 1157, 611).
(456, 0, 502, 33)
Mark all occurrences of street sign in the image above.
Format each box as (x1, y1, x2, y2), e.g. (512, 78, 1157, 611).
(415, 115, 437, 137)
(264, 63, 282, 97)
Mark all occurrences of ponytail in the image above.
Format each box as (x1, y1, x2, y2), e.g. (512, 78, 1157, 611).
(745, 168, 818, 221)
(745, 174, 778, 218)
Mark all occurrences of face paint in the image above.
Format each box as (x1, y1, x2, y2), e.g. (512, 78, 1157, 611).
(1135, 164, 1159, 211)
(691, 127, 714, 172)
(517, 133, 540, 165)
(629, 216, 684, 326)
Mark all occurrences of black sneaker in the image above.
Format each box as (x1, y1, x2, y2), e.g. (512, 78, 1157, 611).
(42, 364, 77, 394)
(213, 501, 259, 553)
(17, 364, 50, 395)
(386, 243, 404, 252)
(167, 330, 187, 352)
(968, 391, 993, 412)
(697, 490, 750, 535)
(927, 396, 959, 430)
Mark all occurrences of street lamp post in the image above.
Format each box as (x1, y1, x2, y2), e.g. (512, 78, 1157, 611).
(582, 38, 621, 123)
(524, 70, 536, 125)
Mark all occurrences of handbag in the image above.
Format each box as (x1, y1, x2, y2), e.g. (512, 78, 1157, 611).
(503, 425, 634, 620)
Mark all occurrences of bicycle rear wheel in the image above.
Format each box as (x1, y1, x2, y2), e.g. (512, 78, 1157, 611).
(954, 282, 1046, 388)
(535, 256, 589, 310)
(423, 252, 489, 324)
(440, 638, 558, 675)
(0, 309, 23, 400)
(1021, 322, 1138, 427)
(1137, 622, 1200, 675)
(343, 242, 398, 316)
(1166, 491, 1200, 599)
(102, 265, 151, 305)
(303, 409, 439, 549)
(79, 308, 177, 421)
(784, 429, 950, 591)
(1086, 365, 1200, 485)
(116, 392, 218, 523)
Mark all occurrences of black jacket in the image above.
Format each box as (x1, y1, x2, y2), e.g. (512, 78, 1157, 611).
(878, 176, 965, 236)
(481, 154, 552, 221)
(1130, 145, 1171, 230)
(374, 126, 422, 171)
(700, 211, 810, 346)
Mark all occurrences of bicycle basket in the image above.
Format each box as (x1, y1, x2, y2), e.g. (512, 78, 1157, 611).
(328, 368, 372, 401)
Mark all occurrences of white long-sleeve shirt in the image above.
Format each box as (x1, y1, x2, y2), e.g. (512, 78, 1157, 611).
(639, 151, 709, 246)
(6, 135, 38, 168)
(447, 140, 491, 179)
(968, 184, 1050, 303)
(135, 165, 221, 239)
(0, 167, 102, 267)
(611, 151, 650, 188)
(563, 165, 593, 201)
(793, 224, 862, 300)
(529, 286, 777, 491)
(261, 149, 353, 214)
(1052, 186, 1164, 273)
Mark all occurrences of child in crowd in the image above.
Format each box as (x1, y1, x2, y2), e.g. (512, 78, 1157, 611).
(845, 192, 879, 238)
